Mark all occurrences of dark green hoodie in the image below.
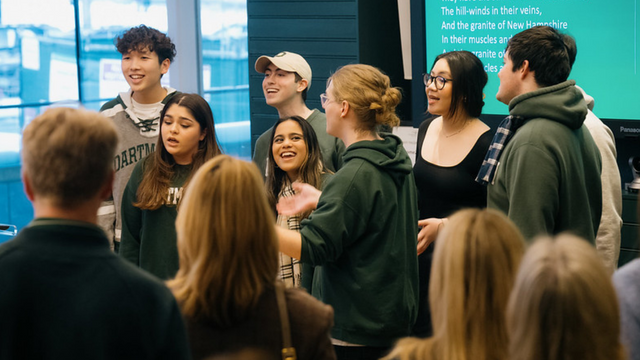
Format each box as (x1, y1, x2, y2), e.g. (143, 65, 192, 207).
(488, 80, 602, 242)
(300, 133, 419, 346)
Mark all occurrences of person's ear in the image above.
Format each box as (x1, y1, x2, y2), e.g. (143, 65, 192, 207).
(160, 58, 170, 75)
(297, 79, 309, 93)
(199, 127, 207, 142)
(22, 170, 35, 202)
(341, 100, 350, 118)
(519, 60, 530, 79)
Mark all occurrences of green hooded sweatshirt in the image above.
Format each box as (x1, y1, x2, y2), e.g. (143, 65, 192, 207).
(488, 80, 602, 242)
(299, 133, 419, 346)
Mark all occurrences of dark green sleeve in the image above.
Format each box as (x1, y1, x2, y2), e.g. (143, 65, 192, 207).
(119, 161, 144, 266)
(301, 172, 335, 292)
(300, 175, 368, 266)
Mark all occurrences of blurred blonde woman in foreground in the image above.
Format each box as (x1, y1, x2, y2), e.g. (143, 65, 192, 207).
(168, 155, 335, 360)
(385, 208, 525, 360)
(507, 234, 625, 360)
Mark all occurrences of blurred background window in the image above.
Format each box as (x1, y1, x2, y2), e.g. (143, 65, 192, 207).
(0, 0, 250, 242)
(200, 0, 250, 160)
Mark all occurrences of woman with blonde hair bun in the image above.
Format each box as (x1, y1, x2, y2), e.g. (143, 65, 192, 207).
(168, 155, 335, 360)
(507, 234, 625, 360)
(276, 64, 419, 359)
(385, 208, 525, 360)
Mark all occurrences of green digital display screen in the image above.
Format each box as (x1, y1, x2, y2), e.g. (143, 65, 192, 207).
(425, 0, 639, 120)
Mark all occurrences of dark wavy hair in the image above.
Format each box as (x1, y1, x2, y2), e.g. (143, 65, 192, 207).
(430, 50, 487, 119)
(265, 116, 327, 218)
(116, 24, 177, 64)
(134, 93, 222, 210)
(506, 26, 576, 87)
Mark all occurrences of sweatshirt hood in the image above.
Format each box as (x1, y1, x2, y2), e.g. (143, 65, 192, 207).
(575, 85, 595, 111)
(342, 133, 412, 186)
(509, 80, 587, 130)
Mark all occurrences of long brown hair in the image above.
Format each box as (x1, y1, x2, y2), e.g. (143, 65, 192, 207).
(167, 155, 279, 326)
(134, 93, 222, 210)
(385, 208, 525, 360)
(265, 116, 327, 218)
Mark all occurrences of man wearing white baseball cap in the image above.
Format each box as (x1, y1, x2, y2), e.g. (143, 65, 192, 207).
(253, 51, 345, 176)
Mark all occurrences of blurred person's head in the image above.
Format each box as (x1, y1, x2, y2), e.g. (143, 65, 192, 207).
(21, 107, 118, 210)
(168, 155, 278, 326)
(385, 208, 525, 360)
(507, 234, 624, 360)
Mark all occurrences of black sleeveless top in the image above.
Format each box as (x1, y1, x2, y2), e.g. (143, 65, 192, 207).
(413, 117, 493, 220)
(412, 117, 493, 337)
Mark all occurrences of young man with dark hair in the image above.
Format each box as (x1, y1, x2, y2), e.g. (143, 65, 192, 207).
(0, 107, 190, 359)
(98, 24, 180, 251)
(253, 51, 345, 176)
(477, 26, 602, 242)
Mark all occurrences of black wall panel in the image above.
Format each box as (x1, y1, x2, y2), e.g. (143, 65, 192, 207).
(248, 0, 411, 154)
(248, 0, 359, 153)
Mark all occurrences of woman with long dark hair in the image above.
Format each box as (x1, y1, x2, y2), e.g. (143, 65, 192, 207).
(265, 115, 331, 289)
(413, 50, 493, 336)
(120, 93, 222, 279)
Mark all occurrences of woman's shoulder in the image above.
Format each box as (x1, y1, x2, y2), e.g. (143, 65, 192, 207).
(418, 116, 440, 134)
(283, 287, 335, 360)
(285, 287, 333, 319)
(417, 116, 441, 151)
(471, 121, 493, 148)
(284, 287, 333, 331)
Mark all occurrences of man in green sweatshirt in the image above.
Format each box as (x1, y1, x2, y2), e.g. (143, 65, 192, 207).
(479, 26, 602, 242)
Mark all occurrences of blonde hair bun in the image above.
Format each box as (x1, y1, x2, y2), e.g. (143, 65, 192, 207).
(329, 64, 402, 130)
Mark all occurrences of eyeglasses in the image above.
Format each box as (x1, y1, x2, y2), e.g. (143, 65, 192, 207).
(320, 93, 333, 107)
(423, 73, 453, 90)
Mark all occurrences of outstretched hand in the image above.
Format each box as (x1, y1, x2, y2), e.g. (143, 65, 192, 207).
(276, 182, 322, 216)
(417, 218, 444, 255)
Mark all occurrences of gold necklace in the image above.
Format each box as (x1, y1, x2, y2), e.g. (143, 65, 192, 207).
(443, 121, 469, 138)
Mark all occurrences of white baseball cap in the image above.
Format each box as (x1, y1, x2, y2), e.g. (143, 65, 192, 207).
(255, 51, 312, 88)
